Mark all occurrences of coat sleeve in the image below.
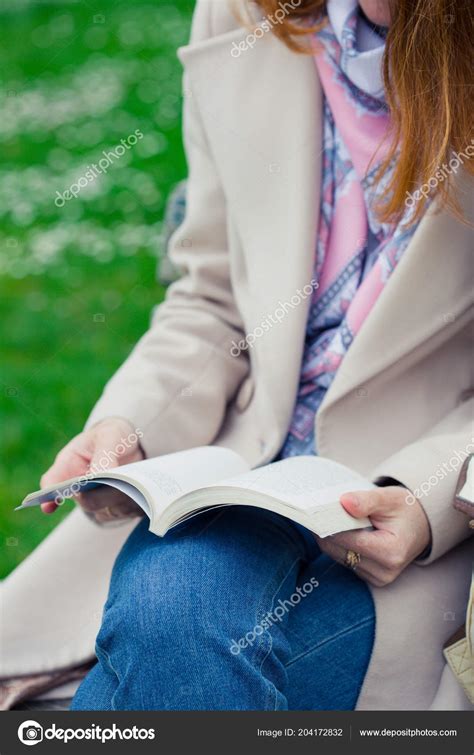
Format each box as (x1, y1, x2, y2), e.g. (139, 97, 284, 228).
(372, 397, 474, 564)
(86, 1, 249, 457)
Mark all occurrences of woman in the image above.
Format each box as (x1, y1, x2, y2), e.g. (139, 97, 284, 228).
(36, 0, 473, 710)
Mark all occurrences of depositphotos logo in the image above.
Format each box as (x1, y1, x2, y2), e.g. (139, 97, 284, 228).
(18, 721, 43, 746)
(17, 720, 156, 745)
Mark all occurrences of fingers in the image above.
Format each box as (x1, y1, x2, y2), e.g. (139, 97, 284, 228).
(340, 486, 406, 520)
(354, 567, 390, 588)
(329, 527, 397, 562)
(88, 422, 142, 472)
(316, 535, 393, 587)
(334, 487, 425, 583)
(316, 535, 370, 570)
(39, 433, 94, 513)
(93, 504, 144, 524)
(40, 435, 93, 490)
(38, 420, 144, 517)
(76, 487, 134, 513)
(78, 488, 144, 523)
(40, 501, 59, 515)
(42, 486, 142, 520)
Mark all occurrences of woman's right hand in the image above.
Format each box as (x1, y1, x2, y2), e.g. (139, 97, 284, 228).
(40, 418, 145, 523)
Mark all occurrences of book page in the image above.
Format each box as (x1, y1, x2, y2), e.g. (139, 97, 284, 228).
(18, 446, 248, 514)
(208, 456, 374, 512)
(115, 446, 249, 514)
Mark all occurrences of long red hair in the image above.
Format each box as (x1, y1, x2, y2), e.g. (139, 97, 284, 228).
(245, 0, 473, 224)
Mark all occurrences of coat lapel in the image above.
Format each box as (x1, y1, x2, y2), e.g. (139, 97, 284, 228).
(179, 27, 323, 431)
(319, 173, 473, 414)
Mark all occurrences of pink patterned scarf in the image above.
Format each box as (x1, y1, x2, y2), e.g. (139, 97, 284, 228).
(279, 2, 419, 457)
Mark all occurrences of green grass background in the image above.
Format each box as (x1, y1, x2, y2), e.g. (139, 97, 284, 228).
(0, 0, 194, 577)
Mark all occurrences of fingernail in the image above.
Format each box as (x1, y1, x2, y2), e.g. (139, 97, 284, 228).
(342, 493, 359, 507)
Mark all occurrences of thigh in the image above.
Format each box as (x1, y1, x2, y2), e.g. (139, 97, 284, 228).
(85, 506, 318, 710)
(283, 555, 375, 710)
(103, 506, 316, 632)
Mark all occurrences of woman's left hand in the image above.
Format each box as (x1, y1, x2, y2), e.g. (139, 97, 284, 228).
(316, 486, 431, 587)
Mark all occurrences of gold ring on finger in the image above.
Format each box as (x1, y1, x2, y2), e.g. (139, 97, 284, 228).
(344, 549, 361, 571)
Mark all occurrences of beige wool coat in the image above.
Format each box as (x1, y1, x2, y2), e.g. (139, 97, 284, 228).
(2, 0, 473, 710)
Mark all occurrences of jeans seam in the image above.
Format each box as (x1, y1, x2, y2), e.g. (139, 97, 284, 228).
(247, 515, 313, 710)
(284, 615, 375, 669)
(251, 554, 302, 710)
(95, 643, 120, 710)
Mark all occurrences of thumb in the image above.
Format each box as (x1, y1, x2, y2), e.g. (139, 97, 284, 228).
(88, 424, 134, 474)
(340, 489, 394, 520)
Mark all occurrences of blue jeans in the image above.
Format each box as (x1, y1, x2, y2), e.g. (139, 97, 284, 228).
(72, 507, 375, 710)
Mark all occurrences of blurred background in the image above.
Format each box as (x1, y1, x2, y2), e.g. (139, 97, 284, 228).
(0, 0, 194, 577)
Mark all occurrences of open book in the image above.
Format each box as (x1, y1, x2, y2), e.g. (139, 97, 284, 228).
(17, 447, 373, 538)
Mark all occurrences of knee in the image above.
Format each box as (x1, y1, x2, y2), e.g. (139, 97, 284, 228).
(98, 516, 229, 649)
(98, 507, 299, 654)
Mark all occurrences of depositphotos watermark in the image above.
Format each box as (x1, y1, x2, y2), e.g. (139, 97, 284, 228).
(54, 129, 144, 207)
(230, 278, 318, 357)
(405, 140, 474, 208)
(17, 720, 155, 746)
(405, 440, 474, 506)
(230, 576, 319, 655)
(53, 427, 144, 505)
(231, 0, 302, 57)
